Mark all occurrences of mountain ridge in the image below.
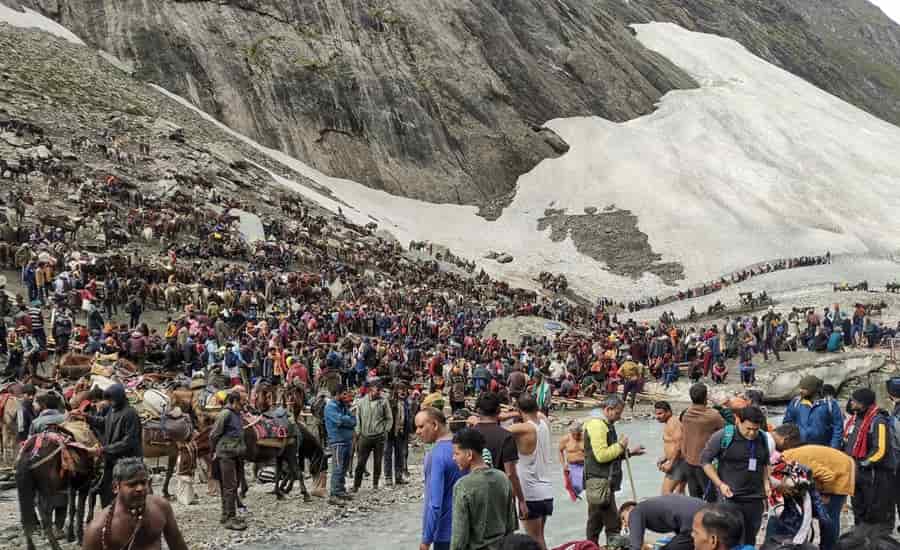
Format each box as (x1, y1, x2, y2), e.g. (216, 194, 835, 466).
(9, 0, 900, 215)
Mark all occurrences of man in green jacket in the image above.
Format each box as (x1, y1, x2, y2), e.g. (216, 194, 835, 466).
(210, 391, 247, 531)
(354, 380, 393, 491)
(450, 428, 517, 550)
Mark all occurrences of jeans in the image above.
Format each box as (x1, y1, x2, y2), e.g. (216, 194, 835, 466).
(820, 494, 846, 550)
(329, 442, 352, 496)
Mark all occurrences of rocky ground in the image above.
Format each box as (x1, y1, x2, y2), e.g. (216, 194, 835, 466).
(0, 440, 429, 550)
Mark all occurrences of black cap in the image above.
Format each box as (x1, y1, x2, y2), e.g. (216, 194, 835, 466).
(887, 377, 900, 399)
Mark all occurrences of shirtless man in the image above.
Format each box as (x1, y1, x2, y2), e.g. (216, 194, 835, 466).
(506, 394, 553, 550)
(655, 401, 686, 495)
(83, 457, 188, 550)
(558, 421, 586, 499)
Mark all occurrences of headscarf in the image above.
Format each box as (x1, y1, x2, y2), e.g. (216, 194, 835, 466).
(103, 383, 127, 410)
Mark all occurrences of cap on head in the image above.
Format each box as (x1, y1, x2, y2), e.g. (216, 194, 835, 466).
(798, 375, 822, 394)
(851, 388, 876, 408)
(887, 377, 900, 399)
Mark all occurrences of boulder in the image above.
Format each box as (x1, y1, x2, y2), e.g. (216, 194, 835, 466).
(760, 351, 888, 402)
(482, 316, 572, 345)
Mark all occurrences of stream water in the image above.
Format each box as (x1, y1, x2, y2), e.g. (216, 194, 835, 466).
(265, 419, 665, 550)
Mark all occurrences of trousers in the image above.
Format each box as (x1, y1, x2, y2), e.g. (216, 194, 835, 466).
(329, 442, 352, 496)
(686, 464, 714, 502)
(730, 499, 765, 546)
(852, 467, 894, 529)
(354, 434, 386, 489)
(219, 457, 238, 520)
(384, 432, 408, 482)
(820, 494, 846, 550)
(586, 494, 621, 544)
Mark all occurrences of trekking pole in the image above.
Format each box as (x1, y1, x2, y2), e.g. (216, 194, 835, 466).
(624, 451, 638, 502)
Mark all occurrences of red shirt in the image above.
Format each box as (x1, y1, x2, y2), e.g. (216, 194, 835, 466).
(286, 365, 308, 385)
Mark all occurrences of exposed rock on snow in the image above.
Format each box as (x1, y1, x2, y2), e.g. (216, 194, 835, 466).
(537, 208, 685, 285)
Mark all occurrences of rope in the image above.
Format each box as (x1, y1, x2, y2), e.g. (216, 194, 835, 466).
(27, 444, 63, 471)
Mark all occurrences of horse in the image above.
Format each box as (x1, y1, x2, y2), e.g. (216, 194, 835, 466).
(142, 423, 196, 499)
(57, 352, 94, 380)
(282, 381, 307, 426)
(16, 430, 97, 549)
(294, 422, 325, 499)
(241, 416, 300, 501)
(0, 388, 21, 463)
(195, 414, 300, 501)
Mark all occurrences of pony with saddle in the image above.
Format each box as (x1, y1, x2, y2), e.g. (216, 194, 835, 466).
(16, 417, 100, 550)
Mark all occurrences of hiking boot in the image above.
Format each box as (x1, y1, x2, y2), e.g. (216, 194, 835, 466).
(327, 497, 345, 506)
(224, 518, 247, 531)
(395, 478, 408, 485)
(385, 478, 394, 486)
(337, 493, 354, 501)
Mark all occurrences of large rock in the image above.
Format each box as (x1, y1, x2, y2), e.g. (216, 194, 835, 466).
(18, 0, 900, 216)
(760, 351, 888, 402)
(482, 316, 571, 345)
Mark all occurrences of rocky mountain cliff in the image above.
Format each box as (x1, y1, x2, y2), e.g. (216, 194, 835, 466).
(8, 0, 900, 215)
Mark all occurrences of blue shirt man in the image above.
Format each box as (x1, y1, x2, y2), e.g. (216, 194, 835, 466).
(416, 408, 463, 550)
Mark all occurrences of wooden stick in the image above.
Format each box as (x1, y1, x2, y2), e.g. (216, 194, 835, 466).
(624, 451, 638, 502)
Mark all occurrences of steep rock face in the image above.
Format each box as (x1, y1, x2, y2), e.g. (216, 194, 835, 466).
(13, 0, 900, 214)
(12, 0, 695, 212)
(781, 0, 900, 124)
(613, 0, 900, 130)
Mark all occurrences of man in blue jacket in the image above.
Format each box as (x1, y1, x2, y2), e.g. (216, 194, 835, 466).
(325, 384, 357, 503)
(782, 375, 843, 448)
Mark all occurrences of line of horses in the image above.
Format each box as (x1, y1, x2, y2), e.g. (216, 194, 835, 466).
(6, 353, 326, 550)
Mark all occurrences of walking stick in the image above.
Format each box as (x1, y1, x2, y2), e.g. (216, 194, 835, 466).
(624, 451, 638, 502)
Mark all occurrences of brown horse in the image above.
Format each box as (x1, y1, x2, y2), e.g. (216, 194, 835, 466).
(56, 352, 93, 380)
(282, 382, 307, 426)
(0, 391, 20, 463)
(195, 416, 302, 501)
(142, 421, 196, 499)
(16, 431, 97, 550)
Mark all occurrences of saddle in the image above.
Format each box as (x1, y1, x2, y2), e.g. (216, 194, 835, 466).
(143, 411, 192, 445)
(244, 409, 291, 448)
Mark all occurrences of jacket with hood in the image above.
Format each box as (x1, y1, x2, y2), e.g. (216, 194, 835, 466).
(88, 384, 143, 460)
(783, 396, 844, 448)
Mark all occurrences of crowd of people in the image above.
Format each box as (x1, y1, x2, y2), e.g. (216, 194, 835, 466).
(623, 253, 832, 314)
(3, 118, 900, 550)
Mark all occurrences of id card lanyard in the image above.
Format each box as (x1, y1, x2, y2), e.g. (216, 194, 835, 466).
(747, 438, 757, 472)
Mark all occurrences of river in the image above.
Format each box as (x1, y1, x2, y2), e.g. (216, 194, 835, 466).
(263, 418, 665, 550)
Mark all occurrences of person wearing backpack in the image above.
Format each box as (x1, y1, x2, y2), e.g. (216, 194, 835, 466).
(782, 375, 844, 449)
(701, 405, 772, 546)
(842, 388, 895, 531)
